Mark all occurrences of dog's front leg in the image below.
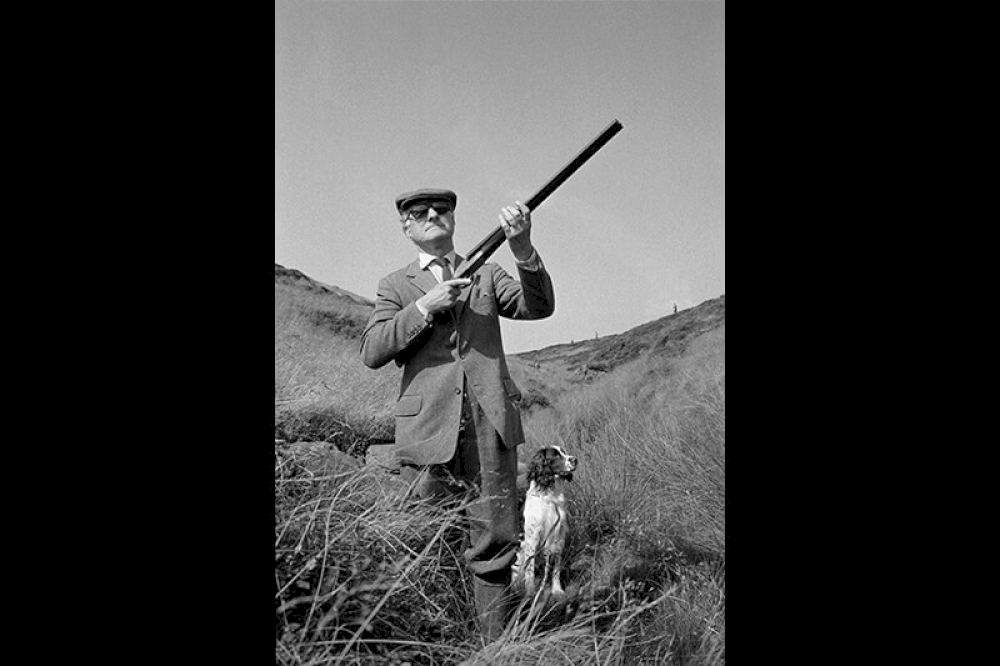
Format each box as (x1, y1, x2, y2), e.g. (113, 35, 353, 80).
(522, 545, 538, 596)
(550, 554, 565, 596)
(540, 551, 552, 596)
(512, 548, 525, 587)
(523, 559, 537, 596)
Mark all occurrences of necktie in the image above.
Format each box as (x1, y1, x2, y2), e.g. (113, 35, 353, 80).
(434, 257, 452, 282)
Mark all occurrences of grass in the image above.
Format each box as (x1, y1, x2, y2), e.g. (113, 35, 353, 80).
(275, 454, 478, 664)
(275, 288, 725, 665)
(517, 350, 725, 665)
(275, 296, 399, 450)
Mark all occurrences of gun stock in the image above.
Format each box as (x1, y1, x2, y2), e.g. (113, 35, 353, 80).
(454, 119, 624, 279)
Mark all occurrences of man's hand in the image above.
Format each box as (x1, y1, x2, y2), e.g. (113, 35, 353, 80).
(499, 201, 533, 261)
(417, 278, 473, 316)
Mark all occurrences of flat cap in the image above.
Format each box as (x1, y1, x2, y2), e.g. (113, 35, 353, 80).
(395, 188, 457, 214)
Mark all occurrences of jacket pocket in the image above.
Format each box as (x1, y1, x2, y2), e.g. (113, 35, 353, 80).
(502, 379, 522, 402)
(395, 395, 423, 417)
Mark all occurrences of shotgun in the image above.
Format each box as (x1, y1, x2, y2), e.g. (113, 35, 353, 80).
(454, 119, 624, 279)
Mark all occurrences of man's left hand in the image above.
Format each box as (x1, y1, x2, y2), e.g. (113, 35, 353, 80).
(499, 201, 533, 261)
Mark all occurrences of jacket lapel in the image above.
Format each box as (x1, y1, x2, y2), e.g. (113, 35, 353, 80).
(406, 260, 438, 296)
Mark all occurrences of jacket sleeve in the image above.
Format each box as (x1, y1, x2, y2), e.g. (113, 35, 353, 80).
(360, 277, 432, 369)
(493, 254, 555, 320)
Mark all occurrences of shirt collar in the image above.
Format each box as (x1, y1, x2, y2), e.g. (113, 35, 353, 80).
(417, 250, 458, 271)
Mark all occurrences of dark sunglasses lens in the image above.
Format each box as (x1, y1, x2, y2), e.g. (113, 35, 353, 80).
(409, 203, 451, 220)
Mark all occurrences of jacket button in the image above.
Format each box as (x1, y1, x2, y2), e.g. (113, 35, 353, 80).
(454, 387, 461, 395)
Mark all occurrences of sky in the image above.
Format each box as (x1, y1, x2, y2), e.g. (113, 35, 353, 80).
(275, 0, 725, 354)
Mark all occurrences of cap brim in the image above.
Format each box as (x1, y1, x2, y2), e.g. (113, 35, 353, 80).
(395, 188, 457, 213)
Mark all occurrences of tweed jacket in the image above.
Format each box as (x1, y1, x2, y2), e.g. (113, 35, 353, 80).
(361, 255, 555, 466)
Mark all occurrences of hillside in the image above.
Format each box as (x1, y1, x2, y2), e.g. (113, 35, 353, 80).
(274, 263, 373, 338)
(275, 261, 723, 367)
(274, 263, 400, 447)
(275, 263, 373, 309)
(507, 295, 726, 408)
(275, 262, 724, 440)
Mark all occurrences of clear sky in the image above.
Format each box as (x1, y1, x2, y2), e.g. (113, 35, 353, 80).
(275, 0, 725, 354)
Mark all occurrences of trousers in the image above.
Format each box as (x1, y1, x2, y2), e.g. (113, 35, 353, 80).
(408, 379, 520, 638)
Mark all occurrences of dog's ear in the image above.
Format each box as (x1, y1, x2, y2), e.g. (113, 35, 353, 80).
(527, 447, 556, 489)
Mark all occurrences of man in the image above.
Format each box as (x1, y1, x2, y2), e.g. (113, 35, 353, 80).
(360, 187, 555, 640)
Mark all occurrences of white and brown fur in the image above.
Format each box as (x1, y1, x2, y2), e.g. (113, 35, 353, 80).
(512, 445, 578, 596)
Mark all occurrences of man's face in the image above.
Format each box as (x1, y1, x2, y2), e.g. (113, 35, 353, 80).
(402, 200, 455, 243)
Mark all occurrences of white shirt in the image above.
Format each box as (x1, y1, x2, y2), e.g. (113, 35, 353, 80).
(417, 250, 460, 284)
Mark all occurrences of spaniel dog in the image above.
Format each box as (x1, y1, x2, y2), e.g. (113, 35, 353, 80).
(512, 446, 578, 597)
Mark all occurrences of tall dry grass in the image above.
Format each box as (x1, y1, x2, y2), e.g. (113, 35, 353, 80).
(525, 351, 724, 545)
(275, 295, 725, 664)
(275, 297, 399, 447)
(516, 350, 725, 664)
(275, 449, 480, 664)
(275, 438, 723, 666)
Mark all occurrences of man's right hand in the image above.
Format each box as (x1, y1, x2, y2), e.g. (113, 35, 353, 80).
(417, 278, 473, 316)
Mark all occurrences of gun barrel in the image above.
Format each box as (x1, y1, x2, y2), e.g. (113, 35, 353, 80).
(455, 119, 623, 278)
(524, 119, 624, 211)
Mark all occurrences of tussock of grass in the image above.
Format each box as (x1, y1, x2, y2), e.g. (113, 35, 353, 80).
(276, 447, 479, 664)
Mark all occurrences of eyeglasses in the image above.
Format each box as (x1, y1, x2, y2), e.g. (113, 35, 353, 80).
(404, 202, 453, 222)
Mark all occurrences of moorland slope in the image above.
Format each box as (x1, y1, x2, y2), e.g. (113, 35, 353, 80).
(275, 261, 724, 414)
(507, 294, 725, 408)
